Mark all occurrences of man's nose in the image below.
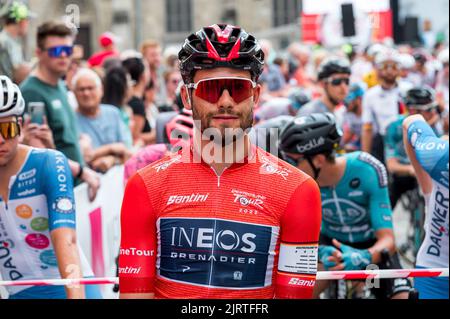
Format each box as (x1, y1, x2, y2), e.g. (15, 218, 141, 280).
(217, 89, 235, 109)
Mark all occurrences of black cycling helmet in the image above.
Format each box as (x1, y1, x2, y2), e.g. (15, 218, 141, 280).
(317, 57, 351, 81)
(404, 87, 437, 110)
(178, 24, 265, 84)
(279, 113, 342, 157)
(288, 89, 311, 112)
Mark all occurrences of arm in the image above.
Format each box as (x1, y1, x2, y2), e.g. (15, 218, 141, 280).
(91, 143, 131, 162)
(44, 151, 85, 299)
(361, 124, 373, 153)
(275, 178, 322, 299)
(403, 115, 449, 194)
(119, 174, 156, 299)
(386, 158, 415, 176)
(369, 229, 396, 264)
(51, 228, 85, 299)
(68, 160, 100, 202)
(361, 94, 374, 153)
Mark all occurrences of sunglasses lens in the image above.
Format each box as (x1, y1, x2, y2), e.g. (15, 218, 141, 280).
(0, 122, 20, 140)
(48, 46, 73, 58)
(194, 79, 254, 104)
(331, 78, 350, 86)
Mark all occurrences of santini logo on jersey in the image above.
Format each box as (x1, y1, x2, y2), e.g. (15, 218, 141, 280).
(158, 218, 278, 289)
(167, 193, 209, 206)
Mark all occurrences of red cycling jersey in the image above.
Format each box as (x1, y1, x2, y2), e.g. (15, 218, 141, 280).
(119, 145, 321, 299)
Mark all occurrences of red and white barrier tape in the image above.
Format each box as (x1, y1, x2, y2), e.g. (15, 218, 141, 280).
(0, 268, 448, 287)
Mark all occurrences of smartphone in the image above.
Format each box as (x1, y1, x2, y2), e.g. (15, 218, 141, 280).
(29, 102, 46, 125)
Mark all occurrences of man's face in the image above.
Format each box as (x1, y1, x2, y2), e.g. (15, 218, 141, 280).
(0, 117, 20, 167)
(323, 73, 351, 104)
(18, 19, 30, 37)
(166, 71, 182, 95)
(37, 36, 73, 77)
(74, 76, 102, 113)
(378, 62, 400, 85)
(144, 47, 162, 69)
(347, 97, 362, 114)
(183, 67, 261, 146)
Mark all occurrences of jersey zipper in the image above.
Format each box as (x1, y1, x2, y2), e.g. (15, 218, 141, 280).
(332, 187, 354, 243)
(1, 176, 16, 211)
(206, 166, 229, 296)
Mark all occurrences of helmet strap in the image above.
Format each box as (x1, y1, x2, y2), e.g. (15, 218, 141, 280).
(306, 156, 321, 180)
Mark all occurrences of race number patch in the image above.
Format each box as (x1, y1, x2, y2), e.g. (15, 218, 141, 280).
(278, 243, 318, 275)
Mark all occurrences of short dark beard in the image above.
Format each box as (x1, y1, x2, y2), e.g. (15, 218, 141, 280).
(192, 106, 254, 147)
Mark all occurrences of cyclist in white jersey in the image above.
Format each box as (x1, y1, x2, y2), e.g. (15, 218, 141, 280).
(0, 75, 101, 299)
(403, 114, 449, 299)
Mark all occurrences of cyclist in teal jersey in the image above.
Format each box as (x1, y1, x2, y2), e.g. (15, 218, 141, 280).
(0, 75, 102, 299)
(279, 113, 412, 299)
(385, 87, 444, 207)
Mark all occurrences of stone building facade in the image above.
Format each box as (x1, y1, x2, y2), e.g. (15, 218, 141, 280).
(25, 0, 301, 58)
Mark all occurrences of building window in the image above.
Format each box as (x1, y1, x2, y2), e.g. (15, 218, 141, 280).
(273, 0, 302, 27)
(166, 0, 192, 33)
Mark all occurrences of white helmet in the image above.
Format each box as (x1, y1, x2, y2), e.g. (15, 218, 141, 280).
(375, 49, 401, 67)
(0, 76, 25, 118)
(398, 53, 416, 70)
(438, 48, 449, 65)
(367, 43, 387, 58)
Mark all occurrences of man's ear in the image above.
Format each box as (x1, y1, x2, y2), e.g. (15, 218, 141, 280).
(253, 84, 262, 106)
(181, 85, 192, 110)
(313, 154, 327, 168)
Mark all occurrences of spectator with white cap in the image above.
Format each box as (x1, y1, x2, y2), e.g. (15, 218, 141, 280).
(0, 1, 36, 83)
(361, 49, 406, 163)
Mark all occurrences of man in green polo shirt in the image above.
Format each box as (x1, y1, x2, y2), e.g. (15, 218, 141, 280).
(0, 1, 35, 82)
(20, 21, 84, 165)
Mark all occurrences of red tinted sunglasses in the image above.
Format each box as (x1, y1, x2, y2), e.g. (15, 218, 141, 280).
(186, 77, 257, 104)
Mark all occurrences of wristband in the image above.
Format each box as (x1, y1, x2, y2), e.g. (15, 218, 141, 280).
(76, 164, 84, 179)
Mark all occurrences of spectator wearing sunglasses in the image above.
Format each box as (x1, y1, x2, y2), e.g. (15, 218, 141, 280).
(162, 68, 183, 111)
(20, 22, 85, 174)
(361, 50, 406, 164)
(0, 1, 35, 83)
(297, 57, 352, 129)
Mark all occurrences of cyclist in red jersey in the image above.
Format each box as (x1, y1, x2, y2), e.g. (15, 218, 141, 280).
(119, 24, 322, 299)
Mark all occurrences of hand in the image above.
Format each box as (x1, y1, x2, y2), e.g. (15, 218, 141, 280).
(329, 239, 372, 271)
(81, 166, 101, 202)
(35, 118, 56, 149)
(90, 155, 116, 173)
(318, 245, 342, 271)
(21, 117, 55, 149)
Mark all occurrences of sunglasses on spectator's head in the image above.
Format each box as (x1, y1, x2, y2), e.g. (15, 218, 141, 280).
(45, 45, 74, 58)
(186, 77, 257, 104)
(0, 121, 20, 140)
(327, 77, 350, 86)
